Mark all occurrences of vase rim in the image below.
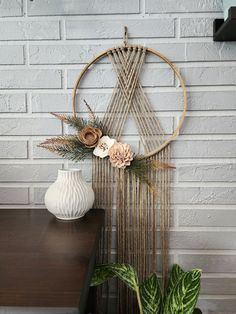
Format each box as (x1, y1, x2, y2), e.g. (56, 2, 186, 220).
(58, 168, 82, 173)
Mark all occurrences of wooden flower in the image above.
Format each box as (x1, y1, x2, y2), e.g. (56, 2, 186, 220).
(108, 142, 134, 169)
(79, 126, 102, 148)
(93, 136, 116, 158)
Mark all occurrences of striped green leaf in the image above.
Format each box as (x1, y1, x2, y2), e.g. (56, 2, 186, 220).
(109, 263, 139, 291)
(140, 273, 162, 314)
(163, 269, 201, 314)
(90, 264, 114, 287)
(166, 264, 185, 296)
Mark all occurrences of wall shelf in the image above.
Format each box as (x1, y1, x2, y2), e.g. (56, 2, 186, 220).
(214, 7, 236, 41)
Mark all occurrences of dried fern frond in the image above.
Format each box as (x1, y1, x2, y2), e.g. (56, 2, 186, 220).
(39, 135, 80, 147)
(38, 142, 93, 162)
(38, 134, 94, 161)
(151, 160, 176, 170)
(83, 99, 96, 123)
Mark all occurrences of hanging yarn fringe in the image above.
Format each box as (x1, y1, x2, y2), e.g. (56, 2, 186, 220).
(92, 46, 171, 314)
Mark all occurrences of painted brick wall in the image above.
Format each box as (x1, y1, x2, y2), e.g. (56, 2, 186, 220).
(0, 0, 236, 313)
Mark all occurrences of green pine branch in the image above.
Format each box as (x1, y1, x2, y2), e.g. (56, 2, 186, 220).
(38, 134, 93, 162)
(50, 112, 106, 134)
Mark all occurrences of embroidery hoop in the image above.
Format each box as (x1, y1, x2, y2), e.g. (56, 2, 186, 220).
(72, 27, 187, 159)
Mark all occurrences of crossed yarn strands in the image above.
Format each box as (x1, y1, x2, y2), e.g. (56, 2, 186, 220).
(92, 46, 171, 314)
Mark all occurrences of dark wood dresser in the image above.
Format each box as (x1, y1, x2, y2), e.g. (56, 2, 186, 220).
(0, 208, 104, 314)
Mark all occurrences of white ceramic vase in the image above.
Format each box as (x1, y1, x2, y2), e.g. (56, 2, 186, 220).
(45, 169, 94, 220)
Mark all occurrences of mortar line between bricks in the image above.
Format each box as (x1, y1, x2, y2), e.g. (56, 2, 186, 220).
(10, 60, 236, 67)
(1, 135, 236, 140)
(1, 85, 236, 92)
(27, 137, 34, 160)
(22, 62, 236, 69)
(3, 111, 236, 117)
(22, 0, 27, 17)
(139, 0, 145, 14)
(28, 186, 34, 204)
(1, 135, 235, 141)
(0, 37, 215, 44)
(26, 91, 32, 113)
(25, 61, 236, 68)
(199, 295, 236, 300)
(0, 12, 223, 21)
(1, 179, 236, 188)
(175, 18, 180, 39)
(25, 41, 30, 66)
(172, 249, 236, 255)
(62, 69, 67, 90)
(0, 205, 46, 209)
(173, 226, 236, 232)
(174, 204, 236, 209)
(59, 19, 66, 40)
(202, 273, 236, 278)
(173, 182, 236, 187)
(174, 159, 236, 163)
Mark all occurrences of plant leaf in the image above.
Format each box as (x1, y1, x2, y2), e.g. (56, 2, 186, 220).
(109, 263, 139, 291)
(163, 269, 201, 314)
(90, 264, 114, 287)
(140, 273, 162, 314)
(166, 264, 185, 296)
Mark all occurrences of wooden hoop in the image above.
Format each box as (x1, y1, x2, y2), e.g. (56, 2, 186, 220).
(72, 44, 187, 159)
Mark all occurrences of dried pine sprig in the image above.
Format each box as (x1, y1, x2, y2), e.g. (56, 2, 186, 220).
(39, 142, 93, 162)
(127, 158, 149, 181)
(50, 112, 89, 132)
(128, 157, 175, 192)
(50, 112, 106, 135)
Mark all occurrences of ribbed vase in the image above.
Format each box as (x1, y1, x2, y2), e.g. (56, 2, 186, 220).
(45, 169, 94, 220)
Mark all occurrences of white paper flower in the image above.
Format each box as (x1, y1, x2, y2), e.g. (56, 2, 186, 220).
(93, 136, 116, 158)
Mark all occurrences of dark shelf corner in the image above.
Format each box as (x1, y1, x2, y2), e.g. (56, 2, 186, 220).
(214, 7, 236, 41)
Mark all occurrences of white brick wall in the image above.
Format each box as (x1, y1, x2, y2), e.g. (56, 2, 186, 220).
(0, 0, 235, 312)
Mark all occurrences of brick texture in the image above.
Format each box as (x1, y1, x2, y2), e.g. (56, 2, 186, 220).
(0, 21, 60, 41)
(0, 0, 23, 17)
(28, 0, 140, 16)
(0, 1, 235, 312)
(0, 94, 26, 112)
(65, 19, 175, 39)
(146, 0, 222, 13)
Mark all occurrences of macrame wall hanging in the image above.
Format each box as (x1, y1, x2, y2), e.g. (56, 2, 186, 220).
(72, 27, 187, 313)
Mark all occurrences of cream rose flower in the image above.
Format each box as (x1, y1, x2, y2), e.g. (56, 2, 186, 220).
(93, 136, 116, 158)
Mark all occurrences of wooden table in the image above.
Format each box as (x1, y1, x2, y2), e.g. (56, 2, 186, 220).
(0, 208, 104, 314)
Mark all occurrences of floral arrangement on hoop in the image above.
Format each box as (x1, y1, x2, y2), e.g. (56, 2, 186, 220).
(39, 100, 175, 187)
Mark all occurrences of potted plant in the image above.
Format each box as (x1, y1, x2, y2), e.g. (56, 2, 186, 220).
(91, 263, 202, 314)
